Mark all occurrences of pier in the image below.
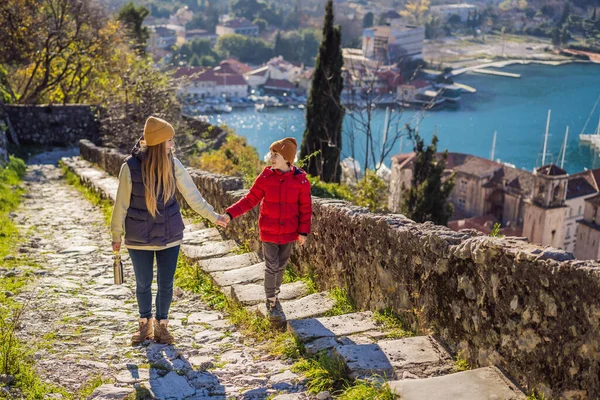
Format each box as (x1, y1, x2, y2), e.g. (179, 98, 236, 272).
(472, 68, 521, 78)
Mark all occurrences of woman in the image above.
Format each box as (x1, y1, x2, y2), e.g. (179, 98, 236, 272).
(111, 116, 228, 345)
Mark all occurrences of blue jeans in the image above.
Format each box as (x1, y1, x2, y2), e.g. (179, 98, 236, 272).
(128, 245, 180, 320)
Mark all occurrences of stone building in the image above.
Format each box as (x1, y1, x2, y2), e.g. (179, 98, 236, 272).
(575, 194, 600, 259)
(216, 18, 259, 37)
(389, 151, 600, 255)
(522, 165, 568, 249)
(362, 21, 425, 63)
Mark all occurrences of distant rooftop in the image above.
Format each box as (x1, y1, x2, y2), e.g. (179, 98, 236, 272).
(219, 18, 257, 29)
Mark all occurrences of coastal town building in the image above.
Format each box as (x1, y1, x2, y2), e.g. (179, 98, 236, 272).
(216, 18, 259, 37)
(575, 194, 600, 259)
(174, 64, 248, 99)
(244, 56, 303, 89)
(389, 152, 600, 257)
(148, 25, 184, 51)
(362, 21, 425, 63)
(178, 29, 218, 45)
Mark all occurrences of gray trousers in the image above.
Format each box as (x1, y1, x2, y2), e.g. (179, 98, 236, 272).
(263, 242, 293, 298)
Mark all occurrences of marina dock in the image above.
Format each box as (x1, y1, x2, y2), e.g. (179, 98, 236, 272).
(472, 68, 521, 78)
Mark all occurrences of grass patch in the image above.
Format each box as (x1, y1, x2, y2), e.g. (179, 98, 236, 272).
(291, 351, 348, 394)
(527, 391, 546, 400)
(60, 163, 113, 226)
(0, 156, 72, 398)
(325, 287, 356, 317)
(338, 379, 395, 400)
(373, 309, 414, 339)
(267, 332, 304, 359)
(454, 350, 471, 372)
(77, 374, 108, 398)
(281, 265, 318, 294)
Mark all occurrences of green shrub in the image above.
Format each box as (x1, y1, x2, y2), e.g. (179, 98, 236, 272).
(307, 175, 355, 201)
(190, 130, 265, 188)
(355, 170, 389, 212)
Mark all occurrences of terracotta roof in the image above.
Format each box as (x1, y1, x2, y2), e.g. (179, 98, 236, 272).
(448, 214, 522, 236)
(192, 67, 247, 86)
(220, 59, 253, 74)
(405, 79, 430, 89)
(536, 164, 567, 176)
(172, 67, 204, 79)
(264, 78, 295, 90)
(446, 153, 502, 179)
(220, 18, 256, 29)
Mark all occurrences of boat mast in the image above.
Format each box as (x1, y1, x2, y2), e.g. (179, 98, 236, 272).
(490, 131, 497, 161)
(561, 126, 569, 169)
(542, 109, 551, 166)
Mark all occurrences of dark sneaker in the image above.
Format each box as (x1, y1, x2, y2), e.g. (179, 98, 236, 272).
(266, 299, 285, 325)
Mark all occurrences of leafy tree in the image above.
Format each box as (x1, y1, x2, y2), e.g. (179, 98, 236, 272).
(400, 0, 430, 24)
(300, 0, 344, 183)
(252, 18, 268, 33)
(400, 129, 455, 226)
(117, 1, 150, 52)
(231, 0, 266, 20)
(215, 34, 273, 64)
(425, 15, 440, 39)
(356, 170, 389, 212)
(363, 12, 374, 28)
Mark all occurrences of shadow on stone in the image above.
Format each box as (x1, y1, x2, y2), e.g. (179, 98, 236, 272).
(142, 343, 226, 400)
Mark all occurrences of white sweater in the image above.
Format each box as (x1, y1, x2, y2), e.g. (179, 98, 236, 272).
(110, 157, 218, 250)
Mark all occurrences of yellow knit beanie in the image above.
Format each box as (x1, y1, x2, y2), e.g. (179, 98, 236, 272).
(143, 116, 174, 146)
(270, 137, 297, 164)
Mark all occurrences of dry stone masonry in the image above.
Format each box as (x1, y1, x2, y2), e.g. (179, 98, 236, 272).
(74, 139, 600, 400)
(4, 105, 99, 146)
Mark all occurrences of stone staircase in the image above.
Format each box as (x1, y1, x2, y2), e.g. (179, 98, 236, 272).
(62, 156, 527, 399)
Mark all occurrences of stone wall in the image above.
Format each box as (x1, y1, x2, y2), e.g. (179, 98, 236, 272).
(80, 140, 600, 399)
(5, 105, 99, 146)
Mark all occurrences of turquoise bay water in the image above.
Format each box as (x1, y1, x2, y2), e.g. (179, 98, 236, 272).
(207, 63, 600, 174)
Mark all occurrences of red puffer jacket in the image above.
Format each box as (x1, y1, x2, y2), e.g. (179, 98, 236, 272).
(226, 166, 312, 244)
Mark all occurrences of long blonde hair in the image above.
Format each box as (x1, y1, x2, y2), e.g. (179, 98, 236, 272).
(141, 142, 176, 218)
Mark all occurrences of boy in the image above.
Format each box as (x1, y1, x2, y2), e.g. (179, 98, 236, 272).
(222, 137, 312, 323)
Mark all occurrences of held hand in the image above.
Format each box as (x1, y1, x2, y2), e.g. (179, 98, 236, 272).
(216, 214, 231, 228)
(112, 241, 121, 252)
(298, 235, 307, 246)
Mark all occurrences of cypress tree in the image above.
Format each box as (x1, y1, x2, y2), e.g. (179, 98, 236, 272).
(400, 129, 455, 226)
(300, 0, 344, 182)
(592, 7, 597, 21)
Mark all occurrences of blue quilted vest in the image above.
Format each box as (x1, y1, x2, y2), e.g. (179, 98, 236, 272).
(123, 150, 184, 247)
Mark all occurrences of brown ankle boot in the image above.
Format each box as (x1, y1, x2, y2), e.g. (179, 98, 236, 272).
(132, 317, 154, 345)
(154, 319, 174, 345)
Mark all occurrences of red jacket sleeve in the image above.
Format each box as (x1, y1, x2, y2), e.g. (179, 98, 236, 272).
(297, 178, 312, 235)
(226, 174, 265, 219)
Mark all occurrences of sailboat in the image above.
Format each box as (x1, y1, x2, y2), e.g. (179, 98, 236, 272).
(579, 93, 600, 145)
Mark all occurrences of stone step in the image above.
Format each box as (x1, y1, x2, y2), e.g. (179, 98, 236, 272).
(210, 262, 265, 287)
(387, 367, 526, 400)
(287, 311, 379, 343)
(302, 329, 393, 356)
(182, 227, 222, 245)
(230, 281, 309, 306)
(199, 252, 260, 273)
(181, 241, 236, 260)
(334, 336, 453, 380)
(251, 292, 335, 322)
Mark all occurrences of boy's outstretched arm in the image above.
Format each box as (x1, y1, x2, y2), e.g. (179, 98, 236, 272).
(225, 174, 266, 220)
(297, 179, 312, 237)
